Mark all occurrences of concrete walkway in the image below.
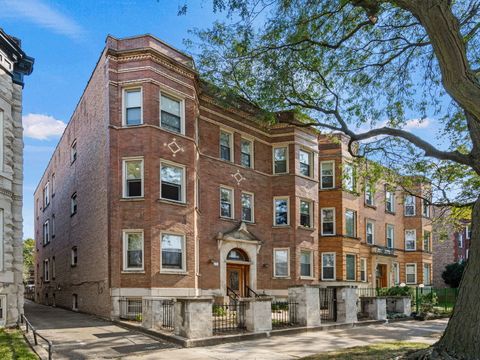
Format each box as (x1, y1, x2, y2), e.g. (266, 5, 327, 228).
(24, 300, 448, 359)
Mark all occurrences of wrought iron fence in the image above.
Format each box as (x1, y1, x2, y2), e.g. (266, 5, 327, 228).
(119, 298, 142, 321)
(271, 300, 298, 328)
(161, 300, 174, 330)
(212, 303, 246, 334)
(415, 287, 458, 314)
(319, 288, 337, 322)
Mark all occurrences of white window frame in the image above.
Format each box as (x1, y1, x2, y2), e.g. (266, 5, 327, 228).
(160, 231, 186, 273)
(219, 129, 234, 162)
(360, 258, 367, 282)
(43, 220, 50, 245)
(122, 230, 145, 271)
(321, 207, 336, 236)
(299, 198, 313, 228)
(345, 209, 357, 237)
(458, 233, 463, 248)
(345, 254, 356, 281)
(366, 219, 375, 245)
(160, 160, 186, 203)
(393, 262, 400, 285)
(300, 249, 314, 279)
(465, 225, 471, 239)
(0, 209, 3, 272)
(240, 137, 254, 168)
(405, 229, 417, 251)
(122, 157, 144, 198)
(404, 195, 416, 216)
(422, 198, 431, 218)
(386, 224, 394, 249)
(385, 187, 395, 213)
(423, 264, 431, 286)
(406, 263, 417, 284)
(365, 182, 375, 206)
(44, 182, 50, 207)
(299, 148, 313, 178)
(70, 139, 77, 163)
(273, 248, 290, 278)
(321, 252, 336, 281)
(159, 91, 185, 135)
(71, 247, 78, 266)
(122, 87, 143, 126)
(273, 196, 290, 226)
(272, 145, 289, 174)
(220, 186, 234, 219)
(0, 294, 6, 326)
(320, 160, 335, 189)
(423, 230, 431, 252)
(343, 162, 355, 192)
(241, 191, 254, 223)
(43, 259, 50, 282)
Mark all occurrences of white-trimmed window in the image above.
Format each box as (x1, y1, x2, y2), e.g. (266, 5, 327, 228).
(160, 93, 184, 134)
(321, 252, 335, 280)
(240, 138, 253, 168)
(320, 161, 335, 189)
(123, 230, 144, 271)
(273, 146, 288, 174)
(385, 186, 395, 213)
(160, 161, 185, 203)
(404, 195, 415, 216)
(422, 197, 431, 218)
(386, 224, 394, 249)
(0, 209, 3, 272)
(273, 248, 289, 278)
(345, 254, 356, 281)
(345, 209, 357, 237)
(71, 192, 77, 215)
(124, 88, 142, 126)
(423, 264, 431, 285)
(393, 262, 400, 285)
(0, 295, 5, 325)
(300, 250, 313, 278)
(43, 259, 50, 282)
(161, 233, 185, 272)
(71, 247, 78, 266)
(360, 258, 367, 282)
(43, 182, 50, 208)
(241, 192, 254, 222)
(123, 158, 144, 198)
(406, 263, 417, 284)
(43, 220, 50, 245)
(365, 182, 374, 206)
(343, 163, 355, 192)
(457, 233, 463, 248)
(423, 231, 431, 252)
(71, 140, 77, 163)
(299, 149, 313, 177)
(273, 197, 289, 226)
(321, 208, 335, 235)
(405, 229, 416, 251)
(366, 219, 375, 245)
(220, 187, 234, 219)
(300, 200, 312, 228)
(220, 130, 233, 162)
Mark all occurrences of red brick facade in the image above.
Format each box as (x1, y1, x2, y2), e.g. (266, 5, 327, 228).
(34, 35, 433, 318)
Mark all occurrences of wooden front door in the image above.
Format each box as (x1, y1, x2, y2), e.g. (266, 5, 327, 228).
(227, 264, 249, 298)
(376, 264, 388, 288)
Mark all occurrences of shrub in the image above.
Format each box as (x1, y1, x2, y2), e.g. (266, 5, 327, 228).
(212, 305, 227, 317)
(442, 261, 465, 288)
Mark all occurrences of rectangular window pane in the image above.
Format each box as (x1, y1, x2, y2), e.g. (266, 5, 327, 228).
(161, 95, 181, 133)
(125, 160, 143, 197)
(241, 193, 253, 222)
(299, 150, 311, 177)
(321, 208, 335, 235)
(274, 147, 287, 173)
(345, 210, 356, 237)
(241, 139, 252, 167)
(274, 198, 288, 225)
(360, 258, 367, 282)
(126, 233, 143, 269)
(365, 183, 374, 205)
(344, 164, 355, 191)
(366, 221, 374, 244)
(405, 230, 416, 250)
(220, 132, 231, 161)
(220, 188, 233, 218)
(406, 264, 416, 284)
(274, 250, 288, 277)
(423, 231, 431, 251)
(321, 161, 334, 188)
(346, 255, 355, 281)
(423, 265, 431, 285)
(300, 200, 311, 227)
(322, 253, 335, 280)
(162, 234, 183, 270)
(161, 164, 183, 202)
(300, 251, 311, 277)
(404, 195, 415, 216)
(386, 225, 394, 248)
(125, 90, 141, 126)
(386, 189, 395, 212)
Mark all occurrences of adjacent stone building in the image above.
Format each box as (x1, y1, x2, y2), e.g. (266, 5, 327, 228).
(33, 34, 432, 319)
(0, 28, 34, 327)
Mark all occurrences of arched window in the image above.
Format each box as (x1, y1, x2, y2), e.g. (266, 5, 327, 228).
(227, 248, 249, 262)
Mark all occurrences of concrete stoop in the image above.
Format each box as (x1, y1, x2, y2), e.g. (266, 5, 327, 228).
(115, 319, 388, 348)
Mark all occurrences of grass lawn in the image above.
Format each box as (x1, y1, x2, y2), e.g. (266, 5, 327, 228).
(0, 329, 38, 360)
(302, 341, 429, 360)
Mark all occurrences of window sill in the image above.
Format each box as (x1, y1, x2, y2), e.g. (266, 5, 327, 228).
(272, 225, 290, 229)
(405, 249, 416, 252)
(364, 204, 376, 209)
(297, 174, 316, 182)
(157, 199, 187, 207)
(219, 216, 236, 222)
(160, 270, 188, 275)
(300, 276, 315, 280)
(120, 197, 145, 202)
(385, 210, 396, 215)
(321, 278, 336, 281)
(319, 187, 336, 191)
(121, 270, 145, 274)
(272, 276, 291, 280)
(298, 226, 315, 231)
(273, 173, 289, 176)
(320, 233, 336, 237)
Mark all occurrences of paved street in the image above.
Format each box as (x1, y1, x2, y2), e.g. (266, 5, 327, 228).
(24, 300, 448, 359)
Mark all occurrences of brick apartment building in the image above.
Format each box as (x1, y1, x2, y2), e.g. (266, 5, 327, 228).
(0, 28, 34, 327)
(33, 34, 432, 318)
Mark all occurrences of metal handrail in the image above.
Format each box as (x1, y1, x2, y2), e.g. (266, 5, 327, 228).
(227, 286, 239, 303)
(20, 314, 53, 360)
(246, 285, 258, 298)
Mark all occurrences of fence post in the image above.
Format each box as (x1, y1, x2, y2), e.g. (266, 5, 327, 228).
(415, 287, 419, 313)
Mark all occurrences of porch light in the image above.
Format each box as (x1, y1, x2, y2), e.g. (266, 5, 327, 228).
(399, 282, 406, 287)
(419, 283, 425, 288)
(209, 259, 219, 267)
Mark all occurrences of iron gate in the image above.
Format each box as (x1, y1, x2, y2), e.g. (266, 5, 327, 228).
(319, 288, 337, 322)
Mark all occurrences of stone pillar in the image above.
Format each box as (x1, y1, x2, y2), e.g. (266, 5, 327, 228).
(241, 297, 272, 332)
(174, 297, 213, 339)
(336, 286, 358, 323)
(111, 296, 121, 320)
(142, 298, 175, 330)
(386, 296, 411, 316)
(288, 285, 321, 327)
(361, 297, 387, 320)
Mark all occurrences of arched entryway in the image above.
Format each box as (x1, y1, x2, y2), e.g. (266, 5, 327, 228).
(226, 249, 250, 298)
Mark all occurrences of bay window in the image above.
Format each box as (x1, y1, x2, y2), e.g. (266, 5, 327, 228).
(160, 162, 185, 202)
(161, 233, 185, 271)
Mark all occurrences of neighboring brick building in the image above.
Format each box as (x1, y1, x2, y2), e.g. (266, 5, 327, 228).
(0, 28, 34, 327)
(34, 34, 432, 318)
